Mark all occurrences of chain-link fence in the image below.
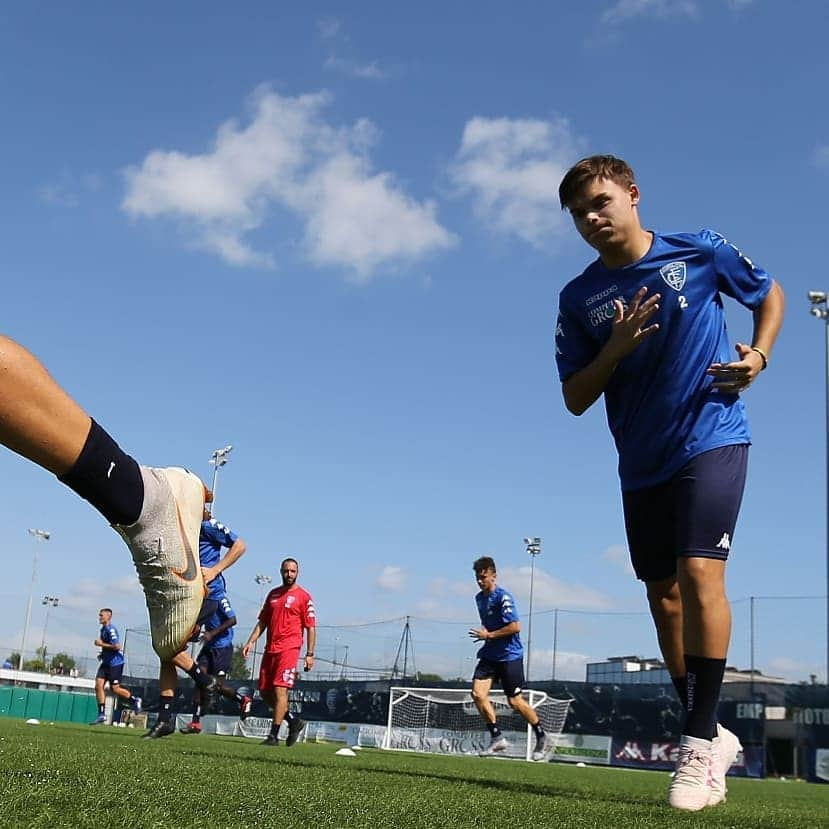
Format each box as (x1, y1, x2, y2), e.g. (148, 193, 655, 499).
(3, 594, 826, 684)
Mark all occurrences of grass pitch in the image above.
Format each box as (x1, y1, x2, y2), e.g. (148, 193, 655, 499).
(0, 720, 826, 828)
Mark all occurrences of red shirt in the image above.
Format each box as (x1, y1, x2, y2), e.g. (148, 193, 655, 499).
(258, 585, 316, 653)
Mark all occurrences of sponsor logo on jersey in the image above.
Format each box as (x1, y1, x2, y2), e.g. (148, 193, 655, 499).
(659, 261, 687, 291)
(585, 284, 619, 306)
(588, 298, 623, 327)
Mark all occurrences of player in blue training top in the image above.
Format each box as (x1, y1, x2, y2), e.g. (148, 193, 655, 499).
(468, 556, 547, 760)
(180, 594, 252, 734)
(142, 506, 247, 739)
(90, 608, 141, 725)
(555, 155, 784, 811)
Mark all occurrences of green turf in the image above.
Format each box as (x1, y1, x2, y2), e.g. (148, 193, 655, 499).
(0, 720, 825, 828)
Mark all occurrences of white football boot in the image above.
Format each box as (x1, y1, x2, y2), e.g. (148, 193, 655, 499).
(709, 723, 742, 806)
(479, 735, 509, 756)
(114, 466, 207, 660)
(668, 735, 714, 811)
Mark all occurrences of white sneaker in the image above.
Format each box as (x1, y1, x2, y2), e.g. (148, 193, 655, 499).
(668, 735, 713, 811)
(531, 732, 549, 761)
(114, 467, 207, 660)
(709, 723, 742, 806)
(479, 735, 509, 756)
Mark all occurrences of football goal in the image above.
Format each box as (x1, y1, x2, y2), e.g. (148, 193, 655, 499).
(383, 686, 572, 761)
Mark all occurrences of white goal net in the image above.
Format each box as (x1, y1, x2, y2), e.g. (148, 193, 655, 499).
(383, 687, 572, 761)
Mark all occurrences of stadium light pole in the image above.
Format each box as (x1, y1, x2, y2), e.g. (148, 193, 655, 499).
(252, 573, 272, 681)
(523, 537, 541, 683)
(40, 596, 60, 660)
(341, 644, 349, 680)
(208, 445, 233, 513)
(19, 529, 50, 673)
(807, 290, 829, 684)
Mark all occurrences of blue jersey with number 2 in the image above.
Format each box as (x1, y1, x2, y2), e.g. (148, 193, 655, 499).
(555, 229, 772, 491)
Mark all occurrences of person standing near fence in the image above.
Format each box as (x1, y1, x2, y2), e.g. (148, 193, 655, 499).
(468, 556, 547, 761)
(554, 155, 784, 810)
(243, 558, 316, 747)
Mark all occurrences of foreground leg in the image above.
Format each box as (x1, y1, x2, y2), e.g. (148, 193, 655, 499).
(646, 576, 687, 704)
(471, 679, 507, 755)
(507, 693, 547, 761)
(143, 662, 179, 739)
(0, 336, 207, 660)
(669, 557, 731, 811)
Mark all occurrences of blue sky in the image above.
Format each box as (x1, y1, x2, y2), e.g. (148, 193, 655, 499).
(1, 1, 827, 684)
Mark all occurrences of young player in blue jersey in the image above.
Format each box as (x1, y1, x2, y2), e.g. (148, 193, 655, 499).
(199, 511, 247, 607)
(144, 509, 248, 738)
(468, 557, 547, 760)
(180, 595, 252, 734)
(90, 608, 141, 724)
(555, 156, 784, 811)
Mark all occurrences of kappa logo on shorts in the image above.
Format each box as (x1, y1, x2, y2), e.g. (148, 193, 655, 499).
(715, 533, 731, 551)
(660, 261, 687, 292)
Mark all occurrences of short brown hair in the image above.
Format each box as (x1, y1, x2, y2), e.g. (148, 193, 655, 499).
(473, 556, 496, 574)
(558, 155, 636, 210)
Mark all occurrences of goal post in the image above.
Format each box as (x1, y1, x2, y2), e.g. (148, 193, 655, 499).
(383, 686, 571, 761)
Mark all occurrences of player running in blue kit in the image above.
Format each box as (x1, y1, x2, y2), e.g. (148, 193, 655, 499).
(555, 156, 784, 811)
(468, 557, 547, 761)
(180, 594, 253, 733)
(90, 608, 141, 724)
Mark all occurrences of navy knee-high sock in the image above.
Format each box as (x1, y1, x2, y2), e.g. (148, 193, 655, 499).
(58, 419, 144, 525)
(683, 655, 725, 740)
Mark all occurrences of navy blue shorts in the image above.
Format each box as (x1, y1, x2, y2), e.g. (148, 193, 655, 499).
(196, 599, 219, 627)
(197, 645, 232, 677)
(96, 663, 124, 686)
(473, 657, 525, 698)
(622, 444, 748, 583)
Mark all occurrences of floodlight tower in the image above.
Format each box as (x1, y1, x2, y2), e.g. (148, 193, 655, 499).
(40, 596, 60, 657)
(523, 536, 541, 682)
(252, 573, 272, 680)
(19, 529, 50, 673)
(807, 290, 829, 682)
(208, 445, 233, 513)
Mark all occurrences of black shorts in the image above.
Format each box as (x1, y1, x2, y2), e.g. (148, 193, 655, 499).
(473, 657, 525, 698)
(622, 444, 749, 582)
(96, 663, 124, 685)
(197, 645, 233, 677)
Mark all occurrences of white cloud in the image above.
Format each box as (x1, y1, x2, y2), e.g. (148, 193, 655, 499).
(376, 565, 406, 592)
(451, 116, 582, 250)
(316, 17, 341, 40)
(602, 543, 635, 576)
(324, 55, 386, 80)
(60, 575, 143, 613)
(499, 565, 614, 611)
(38, 171, 102, 208)
(765, 655, 825, 684)
(815, 144, 829, 172)
(600, 0, 699, 25)
(424, 566, 613, 613)
(123, 87, 455, 278)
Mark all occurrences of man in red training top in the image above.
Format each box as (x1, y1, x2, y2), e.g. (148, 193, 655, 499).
(243, 557, 316, 746)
